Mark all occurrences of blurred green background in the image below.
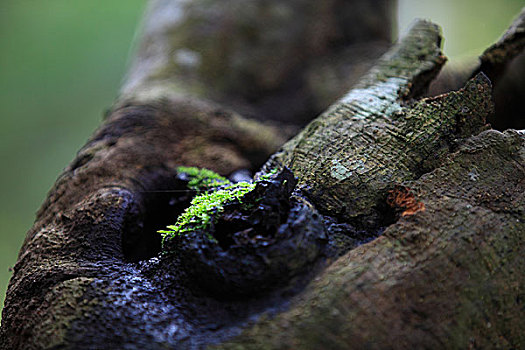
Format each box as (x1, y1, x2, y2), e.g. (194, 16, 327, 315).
(0, 0, 523, 310)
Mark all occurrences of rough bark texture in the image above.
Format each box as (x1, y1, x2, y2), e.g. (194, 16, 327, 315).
(1, 1, 525, 350)
(217, 128, 525, 349)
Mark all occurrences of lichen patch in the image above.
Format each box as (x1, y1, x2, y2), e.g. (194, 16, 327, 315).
(339, 77, 406, 118)
(330, 159, 353, 181)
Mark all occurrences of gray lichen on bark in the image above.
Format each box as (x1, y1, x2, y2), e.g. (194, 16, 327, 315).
(265, 21, 491, 226)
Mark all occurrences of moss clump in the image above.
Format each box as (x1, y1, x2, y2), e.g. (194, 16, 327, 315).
(256, 168, 278, 181)
(160, 167, 280, 247)
(160, 181, 255, 244)
(176, 166, 230, 190)
(161, 167, 256, 246)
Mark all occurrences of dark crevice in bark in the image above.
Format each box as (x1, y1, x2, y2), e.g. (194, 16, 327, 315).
(491, 52, 525, 131)
(163, 169, 327, 299)
(322, 215, 388, 258)
(122, 187, 193, 262)
(316, 185, 403, 259)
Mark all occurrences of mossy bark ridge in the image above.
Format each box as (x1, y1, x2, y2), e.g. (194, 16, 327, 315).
(265, 21, 490, 227)
(2, 2, 525, 350)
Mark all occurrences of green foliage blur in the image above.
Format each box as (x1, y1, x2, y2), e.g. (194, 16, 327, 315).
(0, 0, 523, 310)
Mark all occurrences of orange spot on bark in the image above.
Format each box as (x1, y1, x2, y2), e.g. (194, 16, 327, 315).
(387, 186, 425, 217)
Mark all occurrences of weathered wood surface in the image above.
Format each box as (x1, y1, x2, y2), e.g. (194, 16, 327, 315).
(1, 1, 524, 349)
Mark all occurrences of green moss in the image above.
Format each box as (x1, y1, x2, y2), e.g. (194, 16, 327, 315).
(257, 168, 278, 181)
(159, 167, 282, 248)
(177, 166, 230, 190)
(160, 181, 255, 245)
(160, 167, 279, 248)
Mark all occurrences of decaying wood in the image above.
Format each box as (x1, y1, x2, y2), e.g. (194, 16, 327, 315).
(1, 1, 524, 349)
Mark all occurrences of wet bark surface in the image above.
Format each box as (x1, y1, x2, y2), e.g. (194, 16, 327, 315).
(1, 2, 525, 349)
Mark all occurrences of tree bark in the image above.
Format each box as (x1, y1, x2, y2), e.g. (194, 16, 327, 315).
(1, 2, 524, 350)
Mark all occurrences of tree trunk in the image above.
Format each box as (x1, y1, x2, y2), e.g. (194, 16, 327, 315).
(1, 2, 524, 349)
